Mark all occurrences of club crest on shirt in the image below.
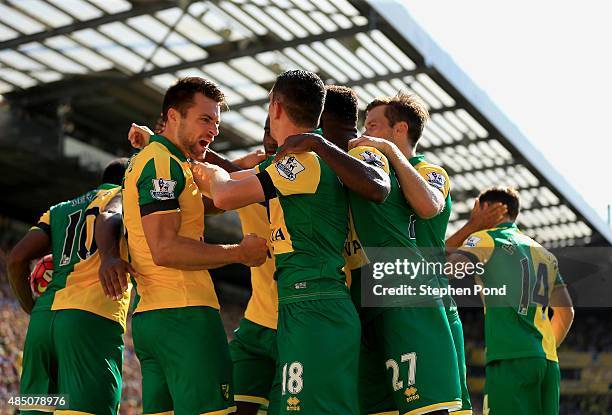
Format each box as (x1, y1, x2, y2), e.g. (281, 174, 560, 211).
(359, 150, 384, 168)
(150, 178, 177, 200)
(465, 236, 481, 247)
(426, 171, 446, 189)
(276, 156, 305, 181)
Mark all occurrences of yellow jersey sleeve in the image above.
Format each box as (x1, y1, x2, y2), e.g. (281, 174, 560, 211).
(416, 163, 451, 199)
(264, 152, 321, 196)
(348, 146, 390, 175)
(457, 230, 495, 265)
(32, 209, 51, 235)
(136, 154, 186, 216)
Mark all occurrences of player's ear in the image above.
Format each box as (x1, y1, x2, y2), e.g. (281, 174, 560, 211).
(394, 121, 409, 141)
(167, 107, 179, 124)
(270, 99, 283, 121)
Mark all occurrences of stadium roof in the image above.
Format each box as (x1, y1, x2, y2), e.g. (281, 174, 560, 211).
(1, 0, 610, 247)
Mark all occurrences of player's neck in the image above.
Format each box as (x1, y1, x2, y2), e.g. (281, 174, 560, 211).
(158, 128, 190, 159)
(395, 140, 415, 159)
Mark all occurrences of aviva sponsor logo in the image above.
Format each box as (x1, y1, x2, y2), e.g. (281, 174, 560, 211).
(404, 386, 420, 403)
(287, 396, 301, 411)
(271, 227, 286, 242)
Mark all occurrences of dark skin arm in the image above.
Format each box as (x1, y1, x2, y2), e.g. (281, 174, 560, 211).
(274, 133, 390, 203)
(7, 229, 51, 314)
(204, 149, 242, 173)
(96, 194, 139, 300)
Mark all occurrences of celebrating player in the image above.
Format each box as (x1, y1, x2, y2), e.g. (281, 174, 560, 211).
(352, 92, 473, 414)
(7, 158, 132, 415)
(447, 187, 574, 415)
(122, 77, 268, 415)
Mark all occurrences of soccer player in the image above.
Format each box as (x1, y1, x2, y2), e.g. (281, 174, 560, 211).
(352, 92, 477, 414)
(7, 158, 132, 415)
(192, 70, 371, 415)
(122, 77, 269, 415)
(447, 187, 574, 415)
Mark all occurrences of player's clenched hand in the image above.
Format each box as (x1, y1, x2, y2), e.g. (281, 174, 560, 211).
(128, 123, 153, 149)
(348, 135, 392, 155)
(233, 149, 267, 169)
(273, 133, 323, 162)
(190, 161, 219, 195)
(99, 255, 137, 300)
(468, 200, 507, 232)
(238, 233, 269, 267)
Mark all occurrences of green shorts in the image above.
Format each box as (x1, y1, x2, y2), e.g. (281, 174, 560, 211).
(447, 311, 472, 415)
(20, 309, 123, 415)
(359, 305, 462, 415)
(484, 357, 560, 415)
(132, 306, 235, 415)
(276, 297, 361, 415)
(229, 318, 278, 408)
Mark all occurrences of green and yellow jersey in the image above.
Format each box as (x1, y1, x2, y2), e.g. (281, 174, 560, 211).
(33, 184, 131, 330)
(410, 155, 456, 316)
(347, 146, 439, 310)
(123, 134, 219, 313)
(237, 203, 278, 330)
(457, 222, 564, 363)
(255, 151, 349, 304)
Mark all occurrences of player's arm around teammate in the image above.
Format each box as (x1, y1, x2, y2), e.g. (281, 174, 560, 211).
(349, 94, 445, 219)
(273, 132, 390, 203)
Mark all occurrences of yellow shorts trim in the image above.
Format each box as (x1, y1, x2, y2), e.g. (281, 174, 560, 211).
(55, 411, 95, 415)
(403, 400, 462, 415)
(450, 411, 473, 415)
(201, 406, 237, 415)
(234, 395, 269, 405)
(19, 407, 54, 413)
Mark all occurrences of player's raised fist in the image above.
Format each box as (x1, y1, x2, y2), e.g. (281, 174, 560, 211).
(127, 123, 153, 149)
(238, 233, 269, 267)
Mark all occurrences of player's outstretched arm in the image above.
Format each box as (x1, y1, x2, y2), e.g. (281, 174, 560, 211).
(350, 136, 443, 218)
(142, 211, 268, 269)
(446, 200, 508, 248)
(550, 284, 574, 346)
(191, 161, 267, 211)
(7, 229, 51, 313)
(275, 133, 390, 203)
